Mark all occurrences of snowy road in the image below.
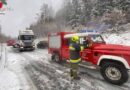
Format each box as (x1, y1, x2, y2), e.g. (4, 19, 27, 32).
(0, 45, 130, 90)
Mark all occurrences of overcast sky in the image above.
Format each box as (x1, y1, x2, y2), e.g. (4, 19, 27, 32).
(0, 0, 63, 37)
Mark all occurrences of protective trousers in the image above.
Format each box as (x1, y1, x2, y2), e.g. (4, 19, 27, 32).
(70, 62, 79, 78)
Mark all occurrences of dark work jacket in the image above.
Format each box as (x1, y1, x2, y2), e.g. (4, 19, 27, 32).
(69, 42, 81, 60)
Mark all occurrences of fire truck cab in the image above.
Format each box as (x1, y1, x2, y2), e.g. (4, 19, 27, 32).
(48, 32, 130, 85)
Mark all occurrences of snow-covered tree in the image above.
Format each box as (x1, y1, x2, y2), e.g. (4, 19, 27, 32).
(94, 0, 115, 16)
(66, 0, 82, 28)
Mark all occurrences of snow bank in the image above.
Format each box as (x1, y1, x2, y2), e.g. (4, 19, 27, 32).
(0, 46, 35, 90)
(0, 69, 20, 90)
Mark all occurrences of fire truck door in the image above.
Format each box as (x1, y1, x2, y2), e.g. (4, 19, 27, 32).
(62, 46, 69, 59)
(81, 49, 92, 62)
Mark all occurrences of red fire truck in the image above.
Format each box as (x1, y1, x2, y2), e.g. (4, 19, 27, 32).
(48, 32, 130, 85)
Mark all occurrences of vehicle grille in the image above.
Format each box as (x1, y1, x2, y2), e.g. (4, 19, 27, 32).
(24, 42, 32, 46)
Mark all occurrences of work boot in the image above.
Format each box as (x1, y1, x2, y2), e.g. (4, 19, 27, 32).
(73, 76, 81, 80)
(70, 69, 73, 77)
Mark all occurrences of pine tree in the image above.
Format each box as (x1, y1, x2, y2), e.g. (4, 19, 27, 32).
(81, 0, 93, 21)
(68, 0, 82, 28)
(95, 0, 115, 16)
(115, 0, 130, 12)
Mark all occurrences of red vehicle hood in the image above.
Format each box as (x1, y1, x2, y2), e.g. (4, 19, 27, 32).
(93, 44, 130, 51)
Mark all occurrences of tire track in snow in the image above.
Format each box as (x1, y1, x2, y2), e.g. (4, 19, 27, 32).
(21, 51, 97, 90)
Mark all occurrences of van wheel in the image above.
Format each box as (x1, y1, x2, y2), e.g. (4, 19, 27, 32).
(52, 54, 61, 63)
(100, 62, 128, 85)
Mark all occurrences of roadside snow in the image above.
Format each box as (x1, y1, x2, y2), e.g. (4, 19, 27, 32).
(0, 69, 21, 90)
(0, 45, 22, 90)
(0, 46, 37, 90)
(103, 32, 130, 46)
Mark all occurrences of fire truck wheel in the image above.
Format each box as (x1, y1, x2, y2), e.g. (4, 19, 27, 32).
(100, 62, 129, 85)
(52, 54, 61, 63)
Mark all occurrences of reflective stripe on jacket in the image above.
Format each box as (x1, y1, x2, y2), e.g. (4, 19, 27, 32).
(70, 58, 81, 63)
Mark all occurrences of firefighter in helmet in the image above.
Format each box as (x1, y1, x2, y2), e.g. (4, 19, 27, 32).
(69, 35, 84, 80)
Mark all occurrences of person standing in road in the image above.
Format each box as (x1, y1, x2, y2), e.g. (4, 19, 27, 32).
(69, 35, 84, 80)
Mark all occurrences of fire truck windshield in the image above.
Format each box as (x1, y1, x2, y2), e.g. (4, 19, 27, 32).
(89, 35, 104, 43)
(79, 34, 104, 45)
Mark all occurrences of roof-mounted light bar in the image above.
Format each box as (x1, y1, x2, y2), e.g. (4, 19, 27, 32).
(64, 32, 99, 39)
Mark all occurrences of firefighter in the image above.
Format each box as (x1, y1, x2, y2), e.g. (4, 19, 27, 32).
(69, 35, 84, 80)
(83, 36, 92, 48)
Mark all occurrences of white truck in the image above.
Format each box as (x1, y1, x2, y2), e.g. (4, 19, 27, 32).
(18, 30, 35, 51)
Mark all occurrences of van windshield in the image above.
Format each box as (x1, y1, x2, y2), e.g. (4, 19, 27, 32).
(20, 35, 34, 40)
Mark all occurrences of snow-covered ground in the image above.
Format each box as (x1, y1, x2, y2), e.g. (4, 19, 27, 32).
(0, 32, 130, 90)
(0, 45, 37, 90)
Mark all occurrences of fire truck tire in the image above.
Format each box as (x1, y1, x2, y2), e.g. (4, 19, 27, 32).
(52, 54, 61, 63)
(51, 55, 55, 61)
(100, 62, 129, 85)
